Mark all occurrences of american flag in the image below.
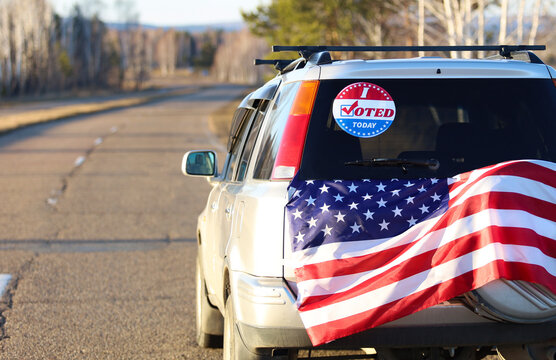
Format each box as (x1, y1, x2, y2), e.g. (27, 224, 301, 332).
(285, 159, 556, 346)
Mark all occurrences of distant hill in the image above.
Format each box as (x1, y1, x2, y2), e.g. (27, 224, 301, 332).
(106, 21, 245, 33)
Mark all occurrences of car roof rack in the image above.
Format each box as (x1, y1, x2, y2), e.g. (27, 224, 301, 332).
(272, 45, 546, 60)
(255, 45, 546, 74)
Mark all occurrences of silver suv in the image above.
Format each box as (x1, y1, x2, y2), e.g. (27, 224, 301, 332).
(183, 45, 556, 360)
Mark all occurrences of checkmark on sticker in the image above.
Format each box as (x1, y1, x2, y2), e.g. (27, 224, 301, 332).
(341, 100, 358, 115)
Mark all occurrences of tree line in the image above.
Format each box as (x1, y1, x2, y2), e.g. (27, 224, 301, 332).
(242, 0, 555, 61)
(0, 0, 221, 97)
(1, 0, 554, 96)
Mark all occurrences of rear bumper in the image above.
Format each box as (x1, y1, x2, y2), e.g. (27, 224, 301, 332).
(238, 321, 556, 349)
(230, 271, 556, 350)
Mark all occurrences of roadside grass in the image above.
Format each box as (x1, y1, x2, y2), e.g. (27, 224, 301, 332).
(0, 82, 252, 140)
(0, 87, 198, 134)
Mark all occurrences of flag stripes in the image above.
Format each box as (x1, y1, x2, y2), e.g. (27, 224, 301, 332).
(286, 160, 556, 346)
(304, 261, 554, 345)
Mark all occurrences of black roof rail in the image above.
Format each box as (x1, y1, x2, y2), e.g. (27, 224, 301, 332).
(486, 50, 545, 64)
(254, 51, 332, 75)
(272, 45, 546, 59)
(254, 57, 306, 74)
(306, 51, 332, 66)
(254, 59, 296, 72)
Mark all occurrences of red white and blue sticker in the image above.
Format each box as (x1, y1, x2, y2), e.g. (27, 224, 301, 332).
(332, 82, 396, 138)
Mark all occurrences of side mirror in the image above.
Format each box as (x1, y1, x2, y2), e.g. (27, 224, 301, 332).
(181, 150, 217, 177)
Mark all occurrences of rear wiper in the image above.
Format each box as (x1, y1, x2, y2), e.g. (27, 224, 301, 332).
(345, 158, 440, 171)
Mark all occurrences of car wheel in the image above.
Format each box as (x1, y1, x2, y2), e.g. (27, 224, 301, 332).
(196, 258, 223, 348)
(224, 296, 284, 360)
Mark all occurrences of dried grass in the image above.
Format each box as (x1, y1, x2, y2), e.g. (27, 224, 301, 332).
(0, 87, 197, 133)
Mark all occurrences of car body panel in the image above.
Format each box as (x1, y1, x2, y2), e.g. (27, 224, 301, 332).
(226, 180, 289, 277)
(319, 58, 553, 80)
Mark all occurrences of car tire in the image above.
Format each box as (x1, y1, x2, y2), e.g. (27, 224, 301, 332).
(196, 258, 223, 348)
(224, 296, 289, 360)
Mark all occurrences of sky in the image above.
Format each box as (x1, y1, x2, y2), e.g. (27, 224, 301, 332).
(49, 0, 267, 26)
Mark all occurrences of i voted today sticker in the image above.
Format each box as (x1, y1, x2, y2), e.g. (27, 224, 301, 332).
(332, 82, 396, 138)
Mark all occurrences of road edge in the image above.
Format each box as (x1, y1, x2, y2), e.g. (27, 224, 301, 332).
(0, 87, 203, 135)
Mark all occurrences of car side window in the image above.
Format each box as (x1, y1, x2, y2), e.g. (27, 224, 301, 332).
(225, 109, 256, 181)
(235, 102, 268, 182)
(253, 82, 301, 179)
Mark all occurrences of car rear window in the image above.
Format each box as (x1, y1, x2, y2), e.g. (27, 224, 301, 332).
(299, 78, 556, 180)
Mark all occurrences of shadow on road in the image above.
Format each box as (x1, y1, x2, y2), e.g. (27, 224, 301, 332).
(0, 238, 195, 253)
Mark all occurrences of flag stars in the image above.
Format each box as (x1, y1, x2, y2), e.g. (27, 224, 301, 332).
(379, 219, 390, 231)
(362, 193, 373, 201)
(333, 193, 344, 202)
(292, 209, 303, 220)
(320, 203, 330, 213)
(350, 222, 361, 233)
(348, 183, 358, 192)
(431, 193, 441, 202)
(334, 211, 346, 222)
(307, 217, 318, 228)
(363, 209, 374, 220)
(321, 224, 333, 236)
(305, 180, 314, 185)
(407, 216, 418, 227)
(290, 177, 448, 248)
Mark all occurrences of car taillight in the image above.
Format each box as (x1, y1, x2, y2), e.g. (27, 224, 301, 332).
(271, 80, 320, 180)
(553, 78, 556, 88)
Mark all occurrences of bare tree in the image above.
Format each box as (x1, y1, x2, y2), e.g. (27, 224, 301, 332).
(155, 29, 177, 76)
(498, 0, 508, 44)
(0, 0, 11, 94)
(418, 0, 425, 56)
(400, 0, 552, 59)
(516, 0, 526, 44)
(477, 0, 485, 57)
(212, 28, 269, 84)
(114, 0, 139, 88)
(528, 0, 542, 45)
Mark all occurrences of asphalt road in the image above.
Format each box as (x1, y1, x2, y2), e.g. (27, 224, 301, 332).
(0, 84, 248, 359)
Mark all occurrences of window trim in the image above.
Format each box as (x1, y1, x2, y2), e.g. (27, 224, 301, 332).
(233, 103, 268, 182)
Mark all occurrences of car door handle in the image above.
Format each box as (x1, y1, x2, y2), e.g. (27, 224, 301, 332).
(211, 202, 218, 210)
(225, 207, 232, 214)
